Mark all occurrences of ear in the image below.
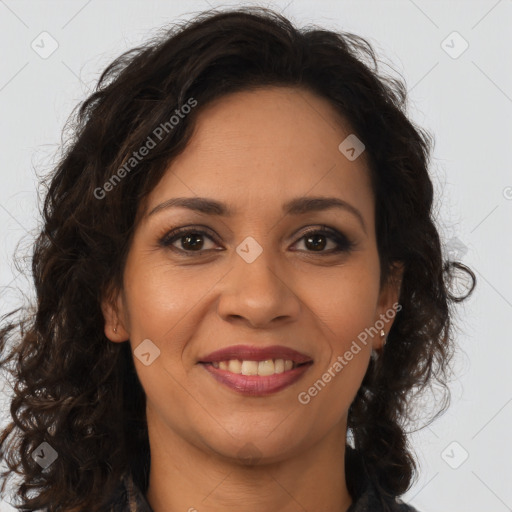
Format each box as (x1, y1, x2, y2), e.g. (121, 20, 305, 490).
(373, 261, 404, 350)
(100, 283, 130, 343)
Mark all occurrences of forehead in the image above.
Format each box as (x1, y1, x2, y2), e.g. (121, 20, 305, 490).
(146, 87, 374, 221)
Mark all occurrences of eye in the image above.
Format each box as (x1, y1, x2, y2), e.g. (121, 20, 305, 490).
(292, 226, 355, 254)
(159, 226, 220, 255)
(158, 225, 356, 256)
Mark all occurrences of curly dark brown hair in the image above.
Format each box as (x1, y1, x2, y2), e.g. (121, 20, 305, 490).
(0, 6, 475, 511)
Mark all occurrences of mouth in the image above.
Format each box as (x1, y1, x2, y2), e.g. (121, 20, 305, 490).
(199, 358, 310, 375)
(198, 344, 313, 374)
(198, 345, 313, 396)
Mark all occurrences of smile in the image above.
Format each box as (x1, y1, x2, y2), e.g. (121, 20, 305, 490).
(210, 358, 300, 375)
(200, 360, 313, 396)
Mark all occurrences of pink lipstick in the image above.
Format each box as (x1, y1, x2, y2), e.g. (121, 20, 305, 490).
(198, 344, 313, 396)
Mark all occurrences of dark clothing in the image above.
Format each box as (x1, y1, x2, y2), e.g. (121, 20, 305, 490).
(106, 447, 419, 511)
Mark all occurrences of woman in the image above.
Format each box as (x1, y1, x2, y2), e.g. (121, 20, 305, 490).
(0, 6, 475, 512)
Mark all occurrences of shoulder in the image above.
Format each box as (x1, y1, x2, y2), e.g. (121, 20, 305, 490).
(396, 501, 421, 512)
(347, 486, 420, 512)
(103, 472, 154, 512)
(349, 488, 420, 512)
(395, 498, 421, 511)
(345, 446, 421, 512)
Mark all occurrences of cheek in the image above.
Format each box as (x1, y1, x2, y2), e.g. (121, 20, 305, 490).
(296, 269, 377, 424)
(297, 347, 370, 434)
(305, 260, 381, 343)
(121, 250, 225, 376)
(122, 250, 198, 335)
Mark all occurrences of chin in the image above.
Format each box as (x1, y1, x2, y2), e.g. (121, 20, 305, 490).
(200, 430, 302, 466)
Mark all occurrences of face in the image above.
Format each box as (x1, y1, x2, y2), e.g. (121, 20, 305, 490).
(102, 86, 402, 464)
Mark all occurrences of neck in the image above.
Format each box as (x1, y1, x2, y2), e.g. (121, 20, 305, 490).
(145, 407, 353, 512)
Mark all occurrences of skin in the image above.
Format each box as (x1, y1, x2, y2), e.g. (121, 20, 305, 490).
(102, 86, 403, 512)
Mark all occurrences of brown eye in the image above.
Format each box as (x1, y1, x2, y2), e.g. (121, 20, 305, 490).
(160, 227, 219, 254)
(293, 227, 355, 254)
(159, 225, 355, 257)
(177, 233, 206, 251)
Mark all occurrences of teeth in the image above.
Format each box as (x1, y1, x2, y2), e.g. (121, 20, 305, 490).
(211, 359, 299, 376)
(274, 359, 285, 373)
(241, 360, 258, 375)
(228, 360, 242, 373)
(257, 359, 275, 377)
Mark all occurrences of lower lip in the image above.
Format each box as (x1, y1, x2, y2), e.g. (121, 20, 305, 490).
(200, 362, 313, 396)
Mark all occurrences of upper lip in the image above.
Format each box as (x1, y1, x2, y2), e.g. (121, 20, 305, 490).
(199, 345, 313, 364)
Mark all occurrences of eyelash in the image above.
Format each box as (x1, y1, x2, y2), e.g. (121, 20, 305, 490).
(158, 225, 356, 257)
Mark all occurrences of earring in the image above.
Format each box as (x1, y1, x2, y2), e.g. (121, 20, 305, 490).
(113, 326, 118, 334)
(371, 329, 387, 361)
(372, 330, 387, 361)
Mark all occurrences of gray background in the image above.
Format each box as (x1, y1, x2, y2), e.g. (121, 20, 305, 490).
(0, 1, 511, 511)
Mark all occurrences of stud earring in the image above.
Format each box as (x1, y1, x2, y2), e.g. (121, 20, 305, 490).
(372, 329, 388, 361)
(113, 326, 118, 334)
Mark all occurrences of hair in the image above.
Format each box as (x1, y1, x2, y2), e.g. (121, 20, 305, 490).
(0, 6, 475, 511)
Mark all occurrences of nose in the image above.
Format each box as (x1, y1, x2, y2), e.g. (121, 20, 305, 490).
(216, 244, 301, 329)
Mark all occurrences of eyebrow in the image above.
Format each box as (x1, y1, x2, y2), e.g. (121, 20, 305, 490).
(147, 196, 367, 233)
